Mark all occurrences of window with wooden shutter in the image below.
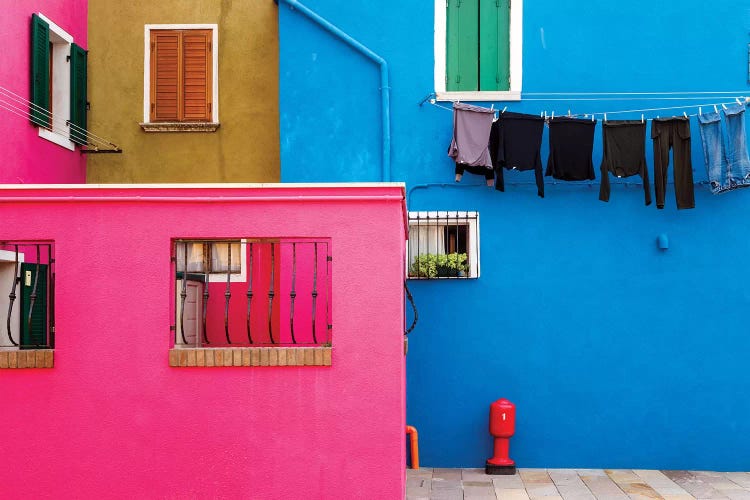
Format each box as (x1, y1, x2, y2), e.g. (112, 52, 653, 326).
(30, 14, 50, 127)
(443, 0, 513, 93)
(69, 43, 87, 145)
(150, 29, 213, 123)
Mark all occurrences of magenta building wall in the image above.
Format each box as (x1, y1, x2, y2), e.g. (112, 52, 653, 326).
(1, 0, 87, 184)
(0, 184, 406, 499)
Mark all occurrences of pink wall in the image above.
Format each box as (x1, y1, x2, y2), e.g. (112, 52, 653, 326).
(0, 184, 407, 499)
(1, 0, 87, 183)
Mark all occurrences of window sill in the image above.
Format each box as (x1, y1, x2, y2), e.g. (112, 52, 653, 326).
(435, 91, 521, 102)
(0, 349, 54, 369)
(140, 122, 220, 133)
(168, 347, 332, 367)
(39, 128, 76, 150)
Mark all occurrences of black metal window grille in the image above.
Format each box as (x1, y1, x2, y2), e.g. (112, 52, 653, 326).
(407, 211, 479, 279)
(172, 239, 331, 347)
(0, 241, 55, 349)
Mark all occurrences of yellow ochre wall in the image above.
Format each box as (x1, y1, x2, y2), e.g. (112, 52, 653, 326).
(87, 1, 279, 183)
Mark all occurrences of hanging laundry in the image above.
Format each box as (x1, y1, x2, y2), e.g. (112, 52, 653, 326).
(697, 104, 750, 194)
(652, 117, 695, 209)
(545, 117, 597, 181)
(489, 112, 545, 198)
(448, 102, 495, 186)
(599, 121, 651, 205)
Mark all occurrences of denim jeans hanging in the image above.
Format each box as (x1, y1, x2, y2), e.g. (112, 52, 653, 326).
(698, 104, 750, 194)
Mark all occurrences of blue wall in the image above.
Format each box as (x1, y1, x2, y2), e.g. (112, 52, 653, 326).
(278, 1, 750, 469)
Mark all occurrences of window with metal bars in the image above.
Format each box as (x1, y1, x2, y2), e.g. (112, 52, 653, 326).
(0, 241, 55, 350)
(172, 239, 331, 347)
(407, 211, 480, 279)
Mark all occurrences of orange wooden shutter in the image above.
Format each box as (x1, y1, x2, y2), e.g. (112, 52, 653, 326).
(150, 31, 180, 122)
(182, 30, 212, 122)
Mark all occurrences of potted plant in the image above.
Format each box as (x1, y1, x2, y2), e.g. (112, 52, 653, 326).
(409, 252, 469, 278)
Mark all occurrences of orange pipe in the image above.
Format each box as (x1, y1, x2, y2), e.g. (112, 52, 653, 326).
(405, 425, 419, 469)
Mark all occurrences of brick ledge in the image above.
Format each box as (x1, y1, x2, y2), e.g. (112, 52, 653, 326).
(169, 347, 331, 367)
(0, 349, 54, 368)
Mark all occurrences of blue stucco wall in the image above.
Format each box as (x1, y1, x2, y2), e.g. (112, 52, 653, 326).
(278, 1, 750, 469)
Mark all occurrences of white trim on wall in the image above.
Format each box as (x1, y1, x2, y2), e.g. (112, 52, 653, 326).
(36, 13, 76, 151)
(433, 0, 523, 102)
(142, 24, 220, 124)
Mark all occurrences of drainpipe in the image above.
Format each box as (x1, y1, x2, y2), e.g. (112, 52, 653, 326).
(276, 0, 392, 182)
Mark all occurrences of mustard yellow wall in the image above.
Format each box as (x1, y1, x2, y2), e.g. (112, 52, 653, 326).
(87, 1, 279, 183)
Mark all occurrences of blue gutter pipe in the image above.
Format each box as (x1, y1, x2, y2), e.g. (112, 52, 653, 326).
(278, 0, 392, 182)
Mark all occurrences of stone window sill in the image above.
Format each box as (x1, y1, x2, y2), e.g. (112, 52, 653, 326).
(0, 349, 54, 369)
(169, 347, 332, 367)
(139, 122, 220, 133)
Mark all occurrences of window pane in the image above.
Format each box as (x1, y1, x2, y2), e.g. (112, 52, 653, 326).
(210, 242, 241, 273)
(176, 242, 205, 273)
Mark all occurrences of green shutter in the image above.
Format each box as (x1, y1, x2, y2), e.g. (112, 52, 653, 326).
(69, 43, 87, 145)
(20, 263, 48, 348)
(30, 14, 50, 127)
(479, 0, 510, 91)
(446, 0, 479, 91)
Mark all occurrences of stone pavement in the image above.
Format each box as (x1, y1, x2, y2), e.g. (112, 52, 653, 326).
(406, 468, 750, 500)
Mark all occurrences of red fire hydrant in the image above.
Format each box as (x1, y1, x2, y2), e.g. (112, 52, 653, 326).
(486, 398, 516, 475)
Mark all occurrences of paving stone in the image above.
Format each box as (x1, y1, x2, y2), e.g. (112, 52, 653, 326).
(492, 474, 525, 489)
(606, 470, 644, 485)
(556, 484, 596, 499)
(463, 468, 493, 483)
(723, 491, 750, 500)
(525, 484, 561, 497)
(726, 474, 750, 489)
(549, 470, 585, 487)
(464, 480, 497, 498)
(578, 470, 609, 477)
(663, 471, 729, 499)
(661, 495, 696, 500)
(432, 479, 463, 491)
(580, 476, 629, 498)
(409, 468, 434, 480)
(521, 470, 554, 485)
(407, 477, 432, 498)
(433, 469, 463, 481)
(495, 488, 531, 500)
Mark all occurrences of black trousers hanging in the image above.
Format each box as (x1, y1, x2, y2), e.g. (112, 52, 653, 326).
(652, 118, 695, 209)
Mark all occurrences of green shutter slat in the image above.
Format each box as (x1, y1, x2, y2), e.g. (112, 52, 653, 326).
(69, 43, 88, 145)
(20, 263, 48, 348)
(30, 14, 50, 127)
(479, 0, 510, 91)
(446, 0, 479, 91)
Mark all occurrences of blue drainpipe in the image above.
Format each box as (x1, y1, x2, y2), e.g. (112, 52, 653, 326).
(277, 0, 392, 182)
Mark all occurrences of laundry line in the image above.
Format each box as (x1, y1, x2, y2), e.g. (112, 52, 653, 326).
(421, 94, 750, 124)
(0, 85, 121, 152)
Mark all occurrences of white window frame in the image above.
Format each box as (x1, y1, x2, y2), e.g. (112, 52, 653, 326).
(175, 240, 247, 283)
(143, 24, 219, 124)
(37, 13, 75, 151)
(433, 0, 523, 102)
(407, 211, 480, 279)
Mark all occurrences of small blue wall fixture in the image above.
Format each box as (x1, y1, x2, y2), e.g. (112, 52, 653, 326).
(277, 0, 750, 470)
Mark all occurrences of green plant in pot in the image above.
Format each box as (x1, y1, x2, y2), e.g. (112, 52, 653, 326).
(410, 252, 469, 278)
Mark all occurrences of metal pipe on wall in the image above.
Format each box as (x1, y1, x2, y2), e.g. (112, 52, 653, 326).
(277, 0, 392, 182)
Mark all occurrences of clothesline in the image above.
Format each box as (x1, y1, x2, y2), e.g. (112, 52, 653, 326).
(422, 96, 750, 124)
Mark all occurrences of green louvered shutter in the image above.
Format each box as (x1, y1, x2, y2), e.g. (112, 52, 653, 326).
(446, 0, 479, 91)
(479, 0, 510, 91)
(30, 14, 50, 127)
(69, 43, 87, 145)
(20, 263, 48, 348)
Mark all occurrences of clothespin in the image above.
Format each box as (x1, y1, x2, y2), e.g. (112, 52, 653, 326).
(551, 111, 555, 120)
(567, 109, 571, 117)
(490, 104, 495, 111)
(714, 105, 719, 113)
(502, 106, 507, 114)
(541, 111, 544, 117)
(698, 107, 702, 116)
(683, 112, 688, 118)
(722, 103, 728, 110)
(641, 114, 644, 123)
(591, 113, 595, 122)
(736, 98, 743, 106)
(604, 113, 607, 122)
